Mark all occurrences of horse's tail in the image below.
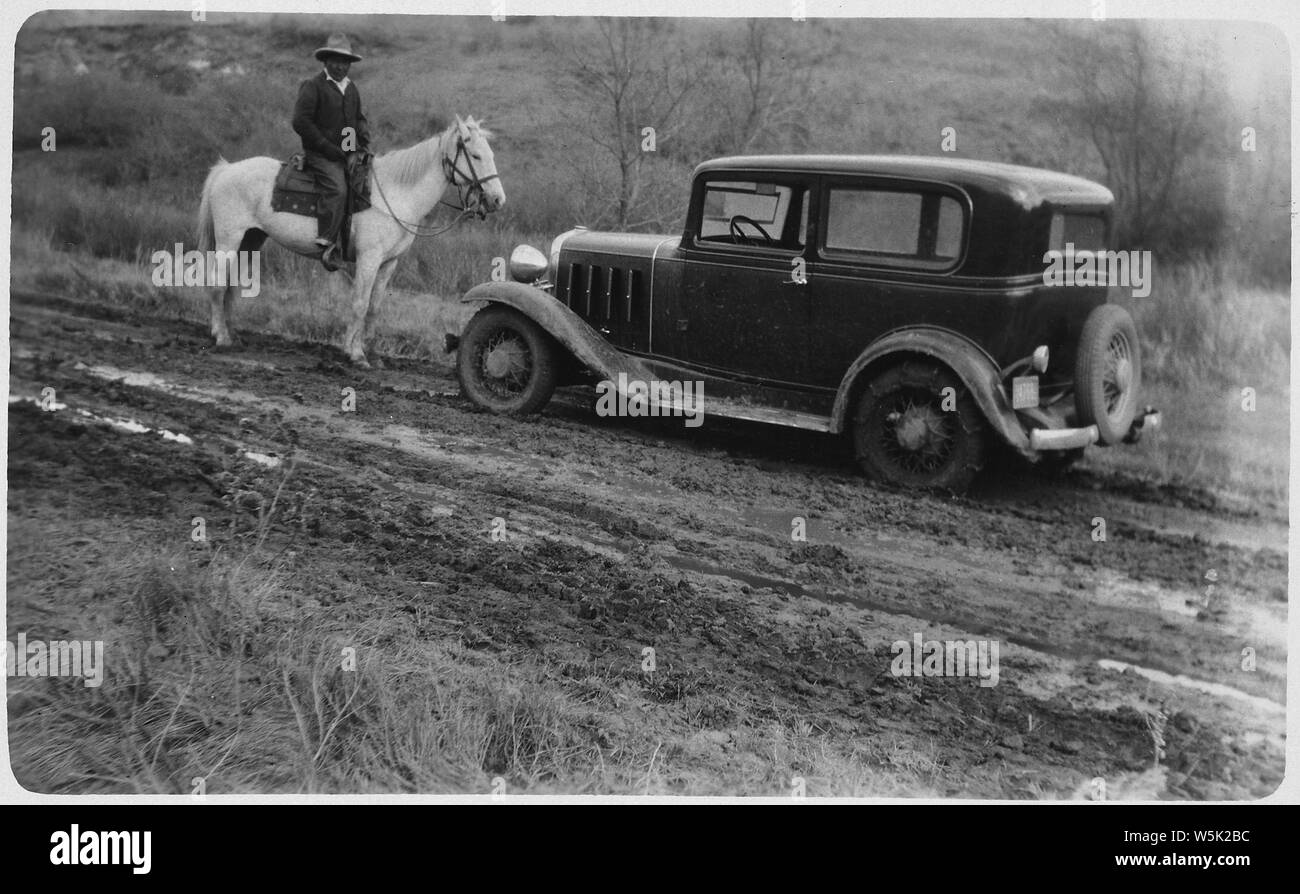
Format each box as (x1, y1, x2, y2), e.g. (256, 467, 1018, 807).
(195, 157, 228, 253)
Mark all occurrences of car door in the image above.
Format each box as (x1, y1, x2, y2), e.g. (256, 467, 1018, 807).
(666, 174, 814, 384)
(808, 178, 972, 388)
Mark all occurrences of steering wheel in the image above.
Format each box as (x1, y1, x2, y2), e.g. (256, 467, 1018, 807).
(729, 215, 775, 246)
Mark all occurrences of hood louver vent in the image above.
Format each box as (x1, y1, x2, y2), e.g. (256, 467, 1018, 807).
(565, 262, 641, 324)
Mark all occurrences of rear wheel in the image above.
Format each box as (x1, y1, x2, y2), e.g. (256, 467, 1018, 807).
(852, 361, 986, 493)
(1074, 304, 1141, 445)
(457, 307, 559, 414)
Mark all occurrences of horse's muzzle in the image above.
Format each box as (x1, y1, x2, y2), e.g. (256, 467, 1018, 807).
(469, 190, 504, 218)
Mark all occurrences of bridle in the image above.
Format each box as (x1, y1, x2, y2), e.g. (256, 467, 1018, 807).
(440, 135, 500, 219)
(370, 130, 500, 238)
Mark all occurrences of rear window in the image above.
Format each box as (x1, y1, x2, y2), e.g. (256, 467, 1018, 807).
(822, 188, 965, 269)
(1049, 213, 1107, 251)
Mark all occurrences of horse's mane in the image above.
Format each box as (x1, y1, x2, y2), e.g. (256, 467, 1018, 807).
(377, 117, 493, 188)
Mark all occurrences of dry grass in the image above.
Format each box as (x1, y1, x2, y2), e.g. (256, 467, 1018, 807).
(1123, 258, 1289, 390)
(8, 547, 602, 793)
(12, 226, 486, 367)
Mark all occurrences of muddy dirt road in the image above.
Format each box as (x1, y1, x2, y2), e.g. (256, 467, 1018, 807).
(5, 291, 1287, 797)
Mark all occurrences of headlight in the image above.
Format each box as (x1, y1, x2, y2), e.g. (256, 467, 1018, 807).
(1032, 345, 1049, 373)
(508, 244, 548, 283)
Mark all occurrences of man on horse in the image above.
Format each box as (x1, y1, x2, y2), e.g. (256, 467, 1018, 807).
(292, 32, 370, 270)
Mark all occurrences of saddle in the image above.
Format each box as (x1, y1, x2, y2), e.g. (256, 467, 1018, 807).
(271, 152, 374, 262)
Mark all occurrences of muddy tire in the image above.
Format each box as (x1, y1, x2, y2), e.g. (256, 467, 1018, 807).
(1074, 304, 1141, 446)
(852, 361, 986, 493)
(457, 307, 559, 414)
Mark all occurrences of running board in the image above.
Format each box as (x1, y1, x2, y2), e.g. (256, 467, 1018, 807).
(645, 392, 833, 432)
(705, 400, 833, 432)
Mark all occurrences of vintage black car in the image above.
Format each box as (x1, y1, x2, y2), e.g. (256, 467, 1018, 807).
(454, 155, 1159, 491)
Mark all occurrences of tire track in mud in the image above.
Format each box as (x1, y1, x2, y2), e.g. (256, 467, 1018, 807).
(6, 292, 1287, 797)
(27, 353, 1281, 704)
(13, 354, 1285, 713)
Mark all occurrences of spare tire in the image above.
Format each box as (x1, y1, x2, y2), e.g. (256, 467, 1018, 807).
(1074, 304, 1141, 445)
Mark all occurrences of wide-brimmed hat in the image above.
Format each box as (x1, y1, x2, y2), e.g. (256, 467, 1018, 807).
(313, 33, 362, 63)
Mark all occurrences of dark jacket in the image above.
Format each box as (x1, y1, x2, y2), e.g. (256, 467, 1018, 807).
(292, 71, 370, 162)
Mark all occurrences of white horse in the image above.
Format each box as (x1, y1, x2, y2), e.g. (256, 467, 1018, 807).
(195, 116, 504, 368)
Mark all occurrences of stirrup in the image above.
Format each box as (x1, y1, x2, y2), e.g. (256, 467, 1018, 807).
(319, 242, 341, 272)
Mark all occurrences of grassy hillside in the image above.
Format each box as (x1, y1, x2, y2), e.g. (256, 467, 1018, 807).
(16, 14, 1287, 250)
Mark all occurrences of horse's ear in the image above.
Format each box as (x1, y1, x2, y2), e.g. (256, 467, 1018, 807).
(453, 114, 465, 135)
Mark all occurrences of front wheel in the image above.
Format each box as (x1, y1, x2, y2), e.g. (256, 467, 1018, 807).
(852, 361, 987, 493)
(457, 307, 559, 414)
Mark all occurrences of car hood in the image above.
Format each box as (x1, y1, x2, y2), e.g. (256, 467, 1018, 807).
(561, 230, 681, 260)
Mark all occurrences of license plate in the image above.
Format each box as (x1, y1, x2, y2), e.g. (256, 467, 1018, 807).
(1012, 376, 1040, 409)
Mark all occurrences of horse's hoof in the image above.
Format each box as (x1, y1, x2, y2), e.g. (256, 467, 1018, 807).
(371, 356, 386, 370)
(213, 339, 234, 352)
(350, 357, 372, 370)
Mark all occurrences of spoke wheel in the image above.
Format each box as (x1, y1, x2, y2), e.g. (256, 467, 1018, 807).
(457, 307, 559, 414)
(853, 361, 986, 493)
(1075, 304, 1141, 445)
(480, 330, 531, 398)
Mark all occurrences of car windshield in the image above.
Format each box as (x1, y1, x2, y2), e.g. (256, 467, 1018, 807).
(699, 180, 806, 249)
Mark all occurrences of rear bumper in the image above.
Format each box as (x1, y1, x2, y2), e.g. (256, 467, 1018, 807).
(1028, 405, 1160, 452)
(1029, 425, 1098, 451)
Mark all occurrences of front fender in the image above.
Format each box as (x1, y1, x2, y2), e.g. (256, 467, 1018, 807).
(830, 326, 1031, 454)
(460, 282, 654, 381)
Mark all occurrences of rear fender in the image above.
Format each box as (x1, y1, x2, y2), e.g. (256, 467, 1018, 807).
(460, 282, 654, 381)
(831, 326, 1031, 455)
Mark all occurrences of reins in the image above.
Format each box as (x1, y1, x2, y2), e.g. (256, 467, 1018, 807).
(369, 132, 498, 238)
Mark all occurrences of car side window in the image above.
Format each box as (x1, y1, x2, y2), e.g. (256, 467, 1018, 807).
(933, 197, 964, 259)
(697, 180, 807, 251)
(823, 187, 964, 269)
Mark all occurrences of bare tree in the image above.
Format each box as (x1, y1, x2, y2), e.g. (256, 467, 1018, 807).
(553, 18, 699, 229)
(699, 20, 818, 156)
(1054, 21, 1228, 253)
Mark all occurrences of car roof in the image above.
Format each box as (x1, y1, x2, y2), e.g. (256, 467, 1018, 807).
(695, 154, 1113, 207)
